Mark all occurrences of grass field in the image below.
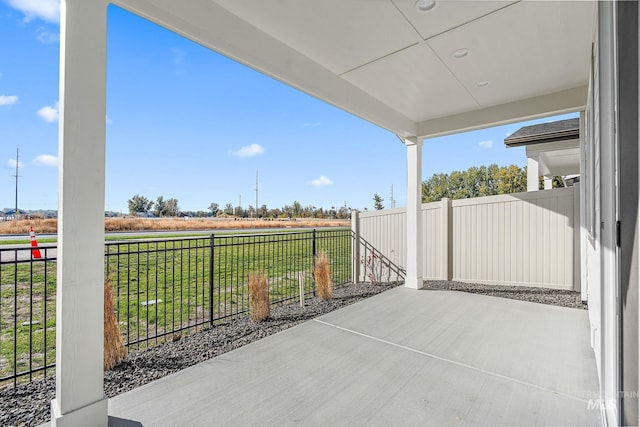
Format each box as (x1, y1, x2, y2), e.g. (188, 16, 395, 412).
(0, 230, 352, 386)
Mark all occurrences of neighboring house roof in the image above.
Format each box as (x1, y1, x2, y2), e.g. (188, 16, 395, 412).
(504, 118, 579, 147)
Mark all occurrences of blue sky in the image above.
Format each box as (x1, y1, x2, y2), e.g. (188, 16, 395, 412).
(0, 1, 577, 213)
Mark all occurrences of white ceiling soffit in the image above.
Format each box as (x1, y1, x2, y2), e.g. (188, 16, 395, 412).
(111, 0, 596, 139)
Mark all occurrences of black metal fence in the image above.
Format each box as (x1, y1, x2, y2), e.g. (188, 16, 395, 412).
(0, 244, 57, 388)
(1, 229, 354, 387)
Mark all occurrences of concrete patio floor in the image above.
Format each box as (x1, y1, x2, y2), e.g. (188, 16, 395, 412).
(107, 286, 601, 426)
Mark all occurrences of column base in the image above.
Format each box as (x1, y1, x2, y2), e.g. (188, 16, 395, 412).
(51, 396, 108, 427)
(404, 276, 424, 290)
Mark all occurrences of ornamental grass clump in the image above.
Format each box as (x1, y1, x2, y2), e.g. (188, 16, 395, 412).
(249, 272, 270, 322)
(104, 280, 127, 371)
(314, 250, 333, 300)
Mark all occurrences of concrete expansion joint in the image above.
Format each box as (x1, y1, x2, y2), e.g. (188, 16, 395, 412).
(312, 318, 588, 404)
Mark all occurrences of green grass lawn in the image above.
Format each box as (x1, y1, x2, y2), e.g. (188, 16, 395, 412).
(0, 230, 352, 385)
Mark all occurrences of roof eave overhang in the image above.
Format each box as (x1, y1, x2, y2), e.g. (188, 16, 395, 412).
(505, 129, 580, 147)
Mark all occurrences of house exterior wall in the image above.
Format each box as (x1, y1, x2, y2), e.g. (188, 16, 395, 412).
(356, 187, 577, 289)
(580, 2, 640, 423)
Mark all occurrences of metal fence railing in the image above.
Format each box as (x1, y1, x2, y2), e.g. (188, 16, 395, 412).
(0, 244, 57, 388)
(0, 229, 353, 387)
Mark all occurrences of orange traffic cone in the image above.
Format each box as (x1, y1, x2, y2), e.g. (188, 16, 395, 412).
(29, 227, 42, 259)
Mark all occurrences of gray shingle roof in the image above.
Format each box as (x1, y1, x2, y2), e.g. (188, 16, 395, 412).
(504, 118, 579, 147)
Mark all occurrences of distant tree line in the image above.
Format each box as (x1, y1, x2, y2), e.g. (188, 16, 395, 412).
(127, 195, 352, 219)
(213, 201, 352, 220)
(421, 164, 563, 203)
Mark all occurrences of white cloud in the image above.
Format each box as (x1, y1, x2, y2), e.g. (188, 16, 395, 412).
(0, 95, 19, 106)
(36, 26, 59, 44)
(7, 0, 60, 23)
(8, 158, 24, 168)
(309, 175, 333, 187)
(37, 102, 58, 122)
(231, 143, 264, 158)
(478, 140, 494, 149)
(33, 154, 58, 167)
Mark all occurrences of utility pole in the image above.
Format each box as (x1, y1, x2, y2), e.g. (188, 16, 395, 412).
(254, 170, 259, 218)
(13, 148, 19, 221)
(389, 184, 395, 208)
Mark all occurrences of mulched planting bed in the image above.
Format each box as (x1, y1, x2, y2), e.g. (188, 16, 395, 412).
(423, 280, 587, 309)
(1, 279, 584, 426)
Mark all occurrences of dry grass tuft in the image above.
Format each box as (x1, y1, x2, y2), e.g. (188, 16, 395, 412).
(314, 250, 333, 300)
(104, 280, 127, 370)
(249, 272, 270, 322)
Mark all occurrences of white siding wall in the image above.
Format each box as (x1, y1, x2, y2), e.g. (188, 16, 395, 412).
(356, 187, 577, 289)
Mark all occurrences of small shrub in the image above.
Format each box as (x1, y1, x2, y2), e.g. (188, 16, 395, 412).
(249, 272, 270, 322)
(104, 280, 127, 370)
(315, 250, 333, 300)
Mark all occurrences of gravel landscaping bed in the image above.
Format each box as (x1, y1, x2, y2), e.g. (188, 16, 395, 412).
(424, 280, 587, 309)
(0, 281, 400, 427)
(0, 279, 584, 426)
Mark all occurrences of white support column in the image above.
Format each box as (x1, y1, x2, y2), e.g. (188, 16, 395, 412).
(527, 155, 540, 192)
(544, 176, 553, 190)
(52, 1, 109, 426)
(404, 137, 424, 289)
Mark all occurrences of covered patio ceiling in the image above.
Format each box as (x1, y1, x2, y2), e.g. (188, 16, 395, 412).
(111, 0, 596, 139)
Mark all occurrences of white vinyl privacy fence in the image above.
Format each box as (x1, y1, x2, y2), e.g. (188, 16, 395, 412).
(354, 187, 579, 290)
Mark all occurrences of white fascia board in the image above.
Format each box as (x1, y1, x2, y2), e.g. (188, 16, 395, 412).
(525, 139, 581, 155)
(110, 0, 417, 138)
(416, 86, 588, 139)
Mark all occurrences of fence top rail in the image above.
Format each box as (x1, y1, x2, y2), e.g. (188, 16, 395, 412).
(103, 230, 318, 246)
(105, 236, 211, 246)
(0, 243, 57, 251)
(450, 186, 575, 207)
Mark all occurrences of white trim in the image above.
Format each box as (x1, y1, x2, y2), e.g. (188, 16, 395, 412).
(597, 1, 620, 424)
(527, 155, 540, 192)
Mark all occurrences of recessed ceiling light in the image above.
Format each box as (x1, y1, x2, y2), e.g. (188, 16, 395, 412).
(475, 80, 490, 88)
(415, 0, 436, 13)
(452, 48, 469, 59)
